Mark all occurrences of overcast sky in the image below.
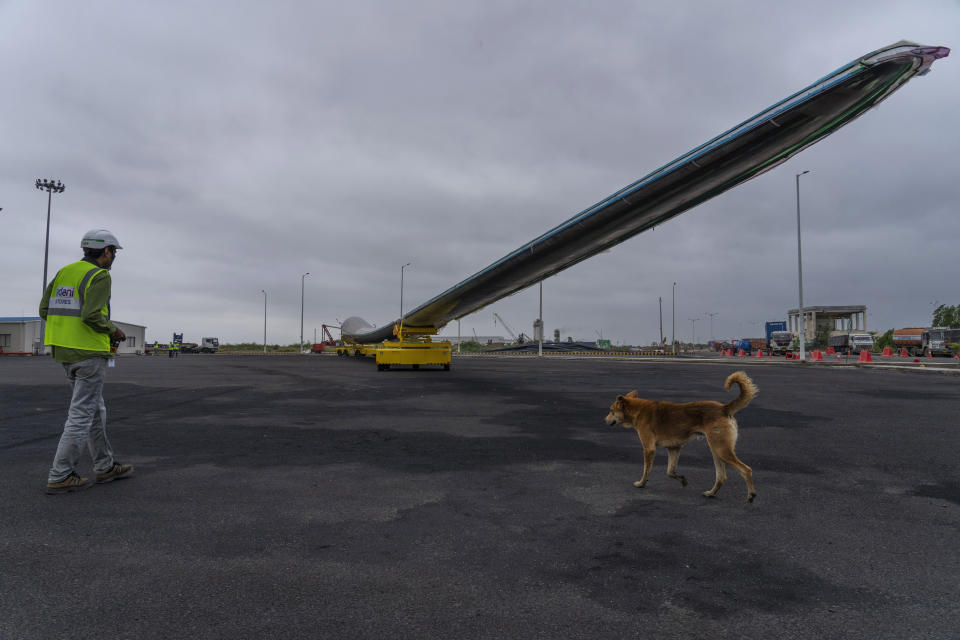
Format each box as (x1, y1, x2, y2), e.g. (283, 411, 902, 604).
(2, 1, 957, 346)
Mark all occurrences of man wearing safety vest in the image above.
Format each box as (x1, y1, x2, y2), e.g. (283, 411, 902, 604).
(39, 229, 134, 494)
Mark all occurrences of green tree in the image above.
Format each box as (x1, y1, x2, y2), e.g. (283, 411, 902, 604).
(932, 304, 959, 328)
(814, 327, 830, 350)
(873, 328, 895, 353)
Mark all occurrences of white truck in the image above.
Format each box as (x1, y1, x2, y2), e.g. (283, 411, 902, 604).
(179, 337, 220, 354)
(767, 331, 795, 355)
(827, 332, 874, 355)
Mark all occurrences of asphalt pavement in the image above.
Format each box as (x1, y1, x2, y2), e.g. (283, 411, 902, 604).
(1, 354, 957, 639)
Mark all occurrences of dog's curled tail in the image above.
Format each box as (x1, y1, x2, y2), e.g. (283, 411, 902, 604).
(723, 371, 757, 416)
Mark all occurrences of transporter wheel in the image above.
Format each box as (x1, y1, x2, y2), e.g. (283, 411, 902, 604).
(443, 363, 450, 371)
(412, 364, 419, 370)
(377, 364, 389, 371)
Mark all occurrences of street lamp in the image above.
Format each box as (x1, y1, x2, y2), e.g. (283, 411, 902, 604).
(672, 281, 676, 354)
(705, 312, 718, 343)
(538, 280, 543, 357)
(688, 317, 699, 346)
(261, 290, 267, 354)
(795, 170, 809, 362)
(400, 262, 411, 335)
(35, 178, 65, 293)
(300, 272, 309, 353)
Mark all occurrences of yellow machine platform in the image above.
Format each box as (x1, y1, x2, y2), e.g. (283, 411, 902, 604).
(336, 324, 451, 371)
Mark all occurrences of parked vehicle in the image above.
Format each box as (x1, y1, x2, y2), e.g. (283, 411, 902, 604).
(893, 327, 953, 357)
(767, 331, 794, 355)
(179, 337, 220, 354)
(764, 321, 787, 346)
(827, 332, 874, 355)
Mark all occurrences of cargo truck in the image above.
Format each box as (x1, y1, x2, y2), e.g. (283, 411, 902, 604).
(894, 327, 953, 357)
(767, 331, 794, 355)
(827, 332, 874, 355)
(179, 337, 220, 354)
(765, 321, 787, 344)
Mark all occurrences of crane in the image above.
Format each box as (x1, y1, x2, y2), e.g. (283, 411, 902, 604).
(493, 311, 524, 344)
(493, 313, 518, 342)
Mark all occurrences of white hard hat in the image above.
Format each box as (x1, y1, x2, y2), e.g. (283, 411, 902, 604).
(81, 229, 123, 250)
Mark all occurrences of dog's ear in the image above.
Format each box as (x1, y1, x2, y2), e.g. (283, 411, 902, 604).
(616, 395, 625, 402)
(625, 390, 638, 398)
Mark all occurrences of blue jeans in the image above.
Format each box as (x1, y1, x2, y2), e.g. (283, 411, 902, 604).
(48, 357, 115, 483)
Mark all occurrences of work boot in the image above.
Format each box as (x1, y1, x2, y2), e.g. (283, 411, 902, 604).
(96, 462, 134, 484)
(46, 472, 90, 495)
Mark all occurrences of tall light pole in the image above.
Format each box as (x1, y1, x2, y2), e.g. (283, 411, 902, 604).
(688, 317, 699, 346)
(400, 262, 411, 335)
(672, 281, 676, 354)
(261, 290, 267, 354)
(659, 297, 663, 346)
(35, 178, 65, 293)
(300, 272, 309, 353)
(796, 171, 809, 362)
(538, 281, 543, 357)
(705, 311, 718, 343)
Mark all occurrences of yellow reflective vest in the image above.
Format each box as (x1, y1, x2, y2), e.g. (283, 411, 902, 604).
(44, 260, 111, 351)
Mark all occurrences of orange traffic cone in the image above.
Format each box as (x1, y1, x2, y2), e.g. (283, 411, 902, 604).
(858, 350, 873, 363)
(900, 348, 909, 357)
(785, 353, 792, 360)
(755, 350, 763, 358)
(737, 349, 746, 357)
(927, 350, 933, 359)
(881, 347, 893, 357)
(811, 350, 823, 361)
(825, 347, 835, 355)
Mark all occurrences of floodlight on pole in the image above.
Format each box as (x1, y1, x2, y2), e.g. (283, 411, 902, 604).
(705, 312, 718, 342)
(261, 290, 267, 354)
(400, 262, 411, 336)
(796, 171, 809, 362)
(672, 282, 676, 354)
(35, 178, 65, 294)
(300, 272, 310, 353)
(538, 281, 543, 357)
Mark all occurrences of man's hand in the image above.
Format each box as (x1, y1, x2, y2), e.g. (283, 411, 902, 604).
(111, 328, 126, 342)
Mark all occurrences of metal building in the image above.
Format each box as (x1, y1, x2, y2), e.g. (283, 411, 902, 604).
(0, 317, 147, 355)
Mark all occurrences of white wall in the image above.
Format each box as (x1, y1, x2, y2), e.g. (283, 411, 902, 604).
(0, 319, 146, 355)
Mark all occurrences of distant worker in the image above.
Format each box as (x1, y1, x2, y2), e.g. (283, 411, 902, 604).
(153, 340, 159, 356)
(39, 229, 134, 494)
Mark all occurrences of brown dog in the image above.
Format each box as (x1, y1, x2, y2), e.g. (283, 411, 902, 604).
(604, 371, 758, 502)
